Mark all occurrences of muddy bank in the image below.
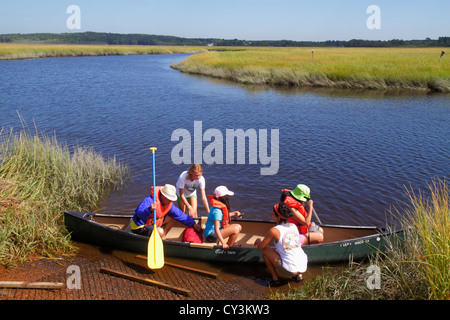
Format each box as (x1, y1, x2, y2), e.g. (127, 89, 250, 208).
(0, 242, 308, 300)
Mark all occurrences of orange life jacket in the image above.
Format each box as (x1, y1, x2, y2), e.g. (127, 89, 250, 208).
(208, 195, 230, 228)
(282, 189, 310, 234)
(145, 186, 173, 227)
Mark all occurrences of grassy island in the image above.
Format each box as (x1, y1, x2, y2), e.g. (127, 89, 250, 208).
(0, 43, 210, 60)
(172, 47, 450, 92)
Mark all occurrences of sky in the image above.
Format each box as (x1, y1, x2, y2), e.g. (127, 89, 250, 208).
(0, 0, 449, 41)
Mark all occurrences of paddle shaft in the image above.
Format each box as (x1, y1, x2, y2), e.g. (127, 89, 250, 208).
(312, 207, 322, 225)
(147, 147, 164, 269)
(150, 147, 157, 229)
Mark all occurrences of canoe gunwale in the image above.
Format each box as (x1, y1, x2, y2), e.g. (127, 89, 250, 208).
(63, 210, 404, 264)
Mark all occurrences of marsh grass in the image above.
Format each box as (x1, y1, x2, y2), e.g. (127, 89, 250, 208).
(172, 47, 450, 92)
(0, 43, 210, 60)
(0, 125, 129, 266)
(270, 179, 449, 300)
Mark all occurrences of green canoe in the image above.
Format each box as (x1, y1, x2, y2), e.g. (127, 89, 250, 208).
(64, 210, 403, 264)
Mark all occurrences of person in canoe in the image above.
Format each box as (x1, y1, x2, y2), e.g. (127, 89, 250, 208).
(281, 184, 324, 244)
(255, 201, 308, 286)
(131, 184, 201, 239)
(176, 164, 210, 218)
(203, 186, 243, 249)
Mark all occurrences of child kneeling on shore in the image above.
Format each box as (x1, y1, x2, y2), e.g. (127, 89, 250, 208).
(255, 201, 307, 287)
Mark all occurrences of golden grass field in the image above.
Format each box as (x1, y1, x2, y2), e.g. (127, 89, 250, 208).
(172, 47, 450, 92)
(0, 43, 209, 60)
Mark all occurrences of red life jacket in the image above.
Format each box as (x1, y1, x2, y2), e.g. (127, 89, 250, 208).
(208, 195, 230, 228)
(282, 189, 310, 234)
(145, 186, 173, 227)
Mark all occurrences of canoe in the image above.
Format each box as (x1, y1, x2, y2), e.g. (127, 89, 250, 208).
(63, 210, 404, 265)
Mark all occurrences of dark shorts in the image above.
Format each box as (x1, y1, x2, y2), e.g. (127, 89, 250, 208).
(205, 232, 218, 243)
(132, 225, 154, 237)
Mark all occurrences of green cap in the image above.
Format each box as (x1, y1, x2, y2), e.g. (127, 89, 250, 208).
(291, 184, 310, 201)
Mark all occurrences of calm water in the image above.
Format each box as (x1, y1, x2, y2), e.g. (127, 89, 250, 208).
(1, 54, 448, 227)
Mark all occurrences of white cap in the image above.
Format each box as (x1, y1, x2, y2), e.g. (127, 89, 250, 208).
(214, 186, 234, 197)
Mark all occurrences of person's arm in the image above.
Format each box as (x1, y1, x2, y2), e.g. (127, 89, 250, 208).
(179, 188, 193, 214)
(200, 188, 210, 213)
(214, 220, 228, 249)
(305, 199, 314, 226)
(134, 197, 156, 225)
(167, 204, 196, 226)
(254, 227, 279, 249)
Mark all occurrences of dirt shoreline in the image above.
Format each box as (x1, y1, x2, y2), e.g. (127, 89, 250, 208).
(0, 242, 306, 300)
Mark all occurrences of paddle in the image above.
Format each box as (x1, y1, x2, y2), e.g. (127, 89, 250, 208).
(147, 147, 164, 269)
(312, 207, 323, 226)
(306, 197, 323, 226)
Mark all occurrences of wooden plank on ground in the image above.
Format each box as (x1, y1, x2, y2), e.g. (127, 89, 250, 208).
(0, 281, 64, 289)
(135, 255, 218, 279)
(99, 267, 191, 296)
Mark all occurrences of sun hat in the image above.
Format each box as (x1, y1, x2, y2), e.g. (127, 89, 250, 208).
(290, 184, 310, 202)
(214, 186, 235, 198)
(160, 184, 178, 202)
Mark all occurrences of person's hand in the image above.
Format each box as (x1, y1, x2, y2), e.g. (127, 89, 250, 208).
(306, 199, 313, 208)
(193, 223, 201, 232)
(150, 202, 157, 211)
(222, 243, 229, 250)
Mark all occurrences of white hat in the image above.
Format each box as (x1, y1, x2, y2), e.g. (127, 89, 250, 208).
(214, 186, 234, 198)
(160, 184, 177, 202)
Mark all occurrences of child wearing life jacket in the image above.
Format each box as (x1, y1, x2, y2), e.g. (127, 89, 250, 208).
(203, 186, 243, 249)
(255, 202, 308, 287)
(281, 184, 324, 244)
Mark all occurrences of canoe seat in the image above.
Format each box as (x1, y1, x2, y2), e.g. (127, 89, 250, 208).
(200, 216, 208, 229)
(190, 242, 216, 249)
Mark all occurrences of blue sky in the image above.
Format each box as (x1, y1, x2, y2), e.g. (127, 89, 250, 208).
(0, 0, 449, 41)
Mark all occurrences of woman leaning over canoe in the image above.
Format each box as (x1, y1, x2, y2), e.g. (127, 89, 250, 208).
(203, 186, 243, 249)
(255, 202, 308, 287)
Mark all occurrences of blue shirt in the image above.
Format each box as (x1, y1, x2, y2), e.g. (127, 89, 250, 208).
(132, 195, 195, 228)
(203, 207, 223, 237)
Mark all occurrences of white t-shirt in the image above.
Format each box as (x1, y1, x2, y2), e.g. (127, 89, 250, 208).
(176, 171, 206, 198)
(274, 223, 308, 273)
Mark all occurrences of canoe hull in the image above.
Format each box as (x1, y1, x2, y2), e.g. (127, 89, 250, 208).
(64, 211, 403, 265)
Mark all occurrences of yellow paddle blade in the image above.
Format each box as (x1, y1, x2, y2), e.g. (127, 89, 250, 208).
(147, 229, 164, 269)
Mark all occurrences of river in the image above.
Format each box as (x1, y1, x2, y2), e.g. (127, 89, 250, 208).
(1, 53, 448, 227)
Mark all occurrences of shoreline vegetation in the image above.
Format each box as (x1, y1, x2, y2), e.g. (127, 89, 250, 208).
(0, 43, 212, 60)
(171, 47, 450, 93)
(1, 43, 447, 92)
(0, 124, 129, 266)
(271, 179, 449, 300)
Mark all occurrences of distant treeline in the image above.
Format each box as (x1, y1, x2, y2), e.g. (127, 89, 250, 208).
(0, 32, 449, 47)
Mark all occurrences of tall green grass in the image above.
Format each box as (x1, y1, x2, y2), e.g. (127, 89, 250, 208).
(0, 126, 129, 266)
(172, 47, 450, 92)
(270, 179, 449, 300)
